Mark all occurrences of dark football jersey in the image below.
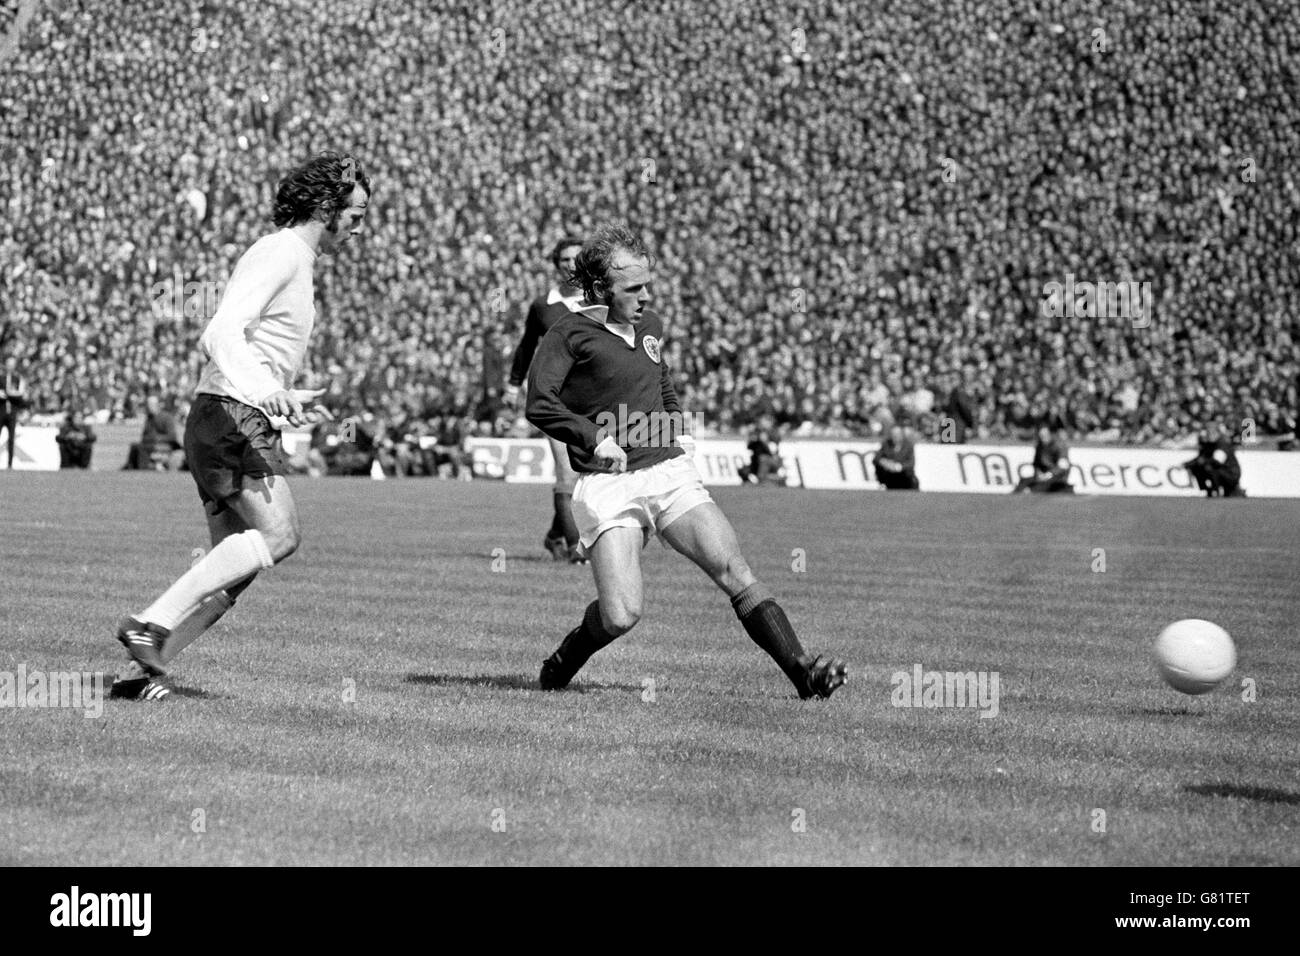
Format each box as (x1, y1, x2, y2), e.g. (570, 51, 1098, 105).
(508, 289, 582, 387)
(525, 305, 686, 474)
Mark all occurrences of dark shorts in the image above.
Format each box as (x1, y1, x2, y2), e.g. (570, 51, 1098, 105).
(185, 393, 288, 513)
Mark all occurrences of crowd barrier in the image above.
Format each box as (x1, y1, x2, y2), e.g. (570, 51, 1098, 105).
(464, 437, 1300, 498)
(9, 427, 1295, 497)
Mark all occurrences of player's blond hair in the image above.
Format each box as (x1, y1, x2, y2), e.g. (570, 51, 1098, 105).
(572, 223, 655, 301)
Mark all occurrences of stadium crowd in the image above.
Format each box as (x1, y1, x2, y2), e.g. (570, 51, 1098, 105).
(1, 0, 1296, 448)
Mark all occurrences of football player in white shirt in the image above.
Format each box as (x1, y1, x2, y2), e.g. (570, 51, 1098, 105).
(113, 153, 370, 700)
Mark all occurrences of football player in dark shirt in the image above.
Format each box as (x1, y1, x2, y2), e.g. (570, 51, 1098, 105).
(507, 236, 586, 562)
(525, 223, 847, 699)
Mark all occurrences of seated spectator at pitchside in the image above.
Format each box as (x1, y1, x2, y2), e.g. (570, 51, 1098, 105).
(1013, 425, 1075, 494)
(738, 425, 786, 486)
(56, 408, 96, 469)
(124, 395, 183, 470)
(874, 425, 919, 490)
(311, 415, 377, 477)
(1183, 425, 1246, 498)
(430, 416, 473, 479)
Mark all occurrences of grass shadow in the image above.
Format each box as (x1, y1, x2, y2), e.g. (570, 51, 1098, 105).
(1123, 706, 1208, 717)
(404, 673, 640, 693)
(168, 685, 223, 700)
(1184, 783, 1300, 805)
(451, 551, 579, 565)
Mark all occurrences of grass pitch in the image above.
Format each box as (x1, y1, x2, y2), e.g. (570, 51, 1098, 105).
(1, 471, 1296, 865)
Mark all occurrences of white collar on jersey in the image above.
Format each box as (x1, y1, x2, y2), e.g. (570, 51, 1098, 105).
(282, 226, 319, 261)
(574, 303, 636, 348)
(547, 285, 585, 309)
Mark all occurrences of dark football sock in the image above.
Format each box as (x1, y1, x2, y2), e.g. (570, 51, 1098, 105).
(553, 600, 620, 670)
(732, 582, 809, 690)
(554, 492, 580, 547)
(226, 573, 256, 601)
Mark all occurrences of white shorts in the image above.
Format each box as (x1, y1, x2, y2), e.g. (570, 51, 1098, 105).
(572, 454, 714, 550)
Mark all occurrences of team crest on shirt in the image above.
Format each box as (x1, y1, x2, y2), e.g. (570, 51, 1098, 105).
(642, 335, 661, 364)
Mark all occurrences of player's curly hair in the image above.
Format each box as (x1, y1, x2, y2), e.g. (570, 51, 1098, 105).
(271, 152, 371, 229)
(571, 222, 654, 302)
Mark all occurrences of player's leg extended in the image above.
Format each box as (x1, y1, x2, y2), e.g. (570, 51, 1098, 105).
(121, 475, 293, 675)
(539, 526, 643, 690)
(544, 436, 582, 559)
(159, 504, 260, 664)
(659, 502, 847, 699)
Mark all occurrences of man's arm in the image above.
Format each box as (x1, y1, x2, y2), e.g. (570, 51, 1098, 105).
(661, 358, 694, 449)
(524, 325, 602, 451)
(659, 359, 681, 415)
(508, 300, 545, 389)
(199, 246, 292, 406)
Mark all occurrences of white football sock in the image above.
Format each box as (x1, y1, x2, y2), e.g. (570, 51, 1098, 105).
(138, 530, 274, 630)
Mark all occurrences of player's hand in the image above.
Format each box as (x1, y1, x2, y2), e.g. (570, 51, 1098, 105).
(594, 435, 628, 473)
(675, 434, 696, 458)
(262, 389, 306, 427)
(288, 389, 335, 426)
(300, 404, 335, 425)
(504, 384, 521, 410)
(291, 388, 328, 407)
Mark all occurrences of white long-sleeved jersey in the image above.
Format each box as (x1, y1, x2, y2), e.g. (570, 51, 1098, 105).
(196, 229, 317, 407)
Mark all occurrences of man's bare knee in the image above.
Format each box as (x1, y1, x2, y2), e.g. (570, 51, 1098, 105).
(601, 599, 642, 636)
(702, 548, 754, 587)
(265, 524, 300, 562)
(279, 524, 301, 561)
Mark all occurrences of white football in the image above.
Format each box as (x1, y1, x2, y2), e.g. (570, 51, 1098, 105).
(1153, 619, 1236, 695)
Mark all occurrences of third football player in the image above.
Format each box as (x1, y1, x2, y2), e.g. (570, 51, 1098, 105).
(507, 236, 587, 562)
